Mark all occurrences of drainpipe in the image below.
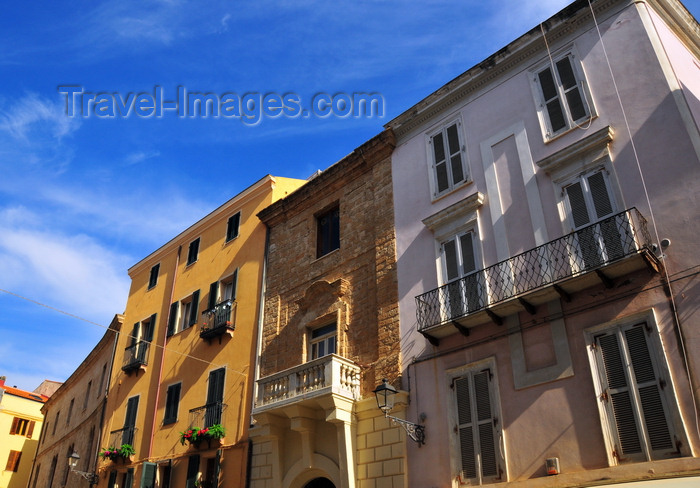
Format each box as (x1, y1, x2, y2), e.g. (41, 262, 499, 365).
(148, 246, 181, 458)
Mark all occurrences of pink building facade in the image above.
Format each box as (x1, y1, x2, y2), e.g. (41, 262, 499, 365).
(388, 0, 700, 486)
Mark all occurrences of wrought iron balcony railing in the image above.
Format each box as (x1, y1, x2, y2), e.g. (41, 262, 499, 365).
(416, 208, 657, 334)
(200, 300, 236, 340)
(109, 426, 137, 447)
(189, 402, 227, 428)
(254, 354, 360, 412)
(121, 341, 149, 372)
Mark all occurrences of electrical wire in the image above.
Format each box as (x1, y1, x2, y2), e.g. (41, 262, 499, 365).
(0, 287, 247, 378)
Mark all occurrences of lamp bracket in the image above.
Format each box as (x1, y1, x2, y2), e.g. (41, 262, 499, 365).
(385, 412, 425, 446)
(71, 467, 100, 485)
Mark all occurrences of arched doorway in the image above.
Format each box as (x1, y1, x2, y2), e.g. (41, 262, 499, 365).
(303, 477, 335, 488)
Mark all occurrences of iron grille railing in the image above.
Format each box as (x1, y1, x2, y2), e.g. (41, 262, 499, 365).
(200, 300, 236, 338)
(189, 402, 227, 428)
(122, 341, 149, 370)
(109, 426, 137, 447)
(416, 208, 653, 331)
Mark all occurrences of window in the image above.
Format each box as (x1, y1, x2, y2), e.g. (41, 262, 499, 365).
(441, 229, 483, 316)
(84, 381, 92, 410)
(148, 263, 160, 289)
(310, 323, 337, 360)
(589, 321, 685, 463)
(164, 383, 182, 425)
(187, 238, 200, 265)
(66, 398, 74, 425)
(449, 362, 504, 484)
(107, 471, 117, 488)
(532, 51, 592, 139)
(10, 417, 35, 438)
(205, 368, 225, 427)
(123, 468, 134, 488)
(61, 445, 73, 486)
(5, 450, 21, 472)
(208, 271, 238, 310)
(99, 363, 107, 397)
(31, 464, 40, 488)
(52, 412, 59, 435)
(562, 168, 627, 271)
(168, 290, 200, 336)
(429, 120, 468, 197)
(125, 314, 157, 365)
(160, 463, 172, 488)
(141, 462, 157, 488)
(316, 206, 340, 258)
(47, 456, 57, 488)
(122, 396, 139, 446)
(186, 455, 200, 488)
(226, 212, 241, 242)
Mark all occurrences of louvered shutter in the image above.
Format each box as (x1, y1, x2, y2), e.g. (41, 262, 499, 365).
(140, 462, 157, 488)
(230, 269, 238, 301)
(144, 314, 156, 342)
(108, 471, 117, 488)
(186, 455, 200, 488)
(432, 132, 449, 194)
(443, 238, 459, 281)
(167, 302, 179, 337)
(595, 324, 676, 462)
(124, 468, 134, 488)
(446, 123, 465, 185)
(455, 370, 500, 483)
(130, 322, 140, 347)
(27, 420, 35, 438)
(208, 281, 219, 310)
(189, 290, 200, 326)
(459, 232, 476, 275)
(565, 182, 590, 229)
(123, 396, 139, 445)
(10, 417, 19, 435)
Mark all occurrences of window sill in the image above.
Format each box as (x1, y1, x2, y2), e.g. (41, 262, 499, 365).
(542, 115, 597, 144)
(430, 179, 473, 204)
(314, 248, 340, 262)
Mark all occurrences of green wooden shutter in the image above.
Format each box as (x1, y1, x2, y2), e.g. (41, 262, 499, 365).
(189, 290, 200, 326)
(124, 468, 134, 488)
(123, 396, 139, 445)
(167, 302, 179, 337)
(140, 462, 157, 488)
(186, 455, 200, 488)
(208, 282, 218, 310)
(130, 322, 140, 347)
(144, 314, 157, 342)
(107, 471, 117, 488)
(231, 269, 238, 301)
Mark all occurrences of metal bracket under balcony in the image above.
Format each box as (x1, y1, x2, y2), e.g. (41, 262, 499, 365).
(416, 208, 660, 343)
(253, 354, 361, 414)
(200, 300, 236, 342)
(121, 341, 149, 374)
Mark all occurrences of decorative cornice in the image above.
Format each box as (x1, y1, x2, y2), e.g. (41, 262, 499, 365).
(387, 0, 623, 139)
(536, 125, 615, 173)
(422, 192, 485, 233)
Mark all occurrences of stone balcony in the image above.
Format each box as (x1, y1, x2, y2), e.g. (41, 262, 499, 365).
(253, 354, 361, 414)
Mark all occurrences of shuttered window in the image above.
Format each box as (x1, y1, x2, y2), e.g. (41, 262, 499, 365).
(453, 367, 502, 484)
(226, 212, 241, 242)
(167, 302, 179, 337)
(186, 455, 200, 488)
(164, 383, 181, 425)
(148, 263, 160, 289)
(122, 396, 139, 446)
(430, 121, 467, 197)
(592, 322, 681, 462)
(123, 468, 134, 488)
(533, 53, 591, 138)
(442, 230, 482, 317)
(5, 450, 21, 472)
(10, 417, 35, 438)
(140, 462, 157, 488)
(107, 471, 117, 488)
(187, 238, 200, 265)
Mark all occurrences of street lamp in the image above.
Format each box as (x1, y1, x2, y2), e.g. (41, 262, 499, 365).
(67, 452, 99, 485)
(373, 378, 425, 446)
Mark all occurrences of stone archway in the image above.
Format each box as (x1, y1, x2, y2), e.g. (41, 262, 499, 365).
(303, 477, 336, 488)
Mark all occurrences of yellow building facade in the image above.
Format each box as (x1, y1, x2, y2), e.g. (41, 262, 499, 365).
(97, 175, 306, 488)
(0, 377, 46, 488)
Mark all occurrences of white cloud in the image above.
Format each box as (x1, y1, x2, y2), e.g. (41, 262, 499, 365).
(124, 150, 161, 166)
(0, 93, 78, 142)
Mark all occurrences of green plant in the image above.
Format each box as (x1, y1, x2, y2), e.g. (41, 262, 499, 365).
(206, 424, 226, 439)
(99, 443, 134, 461)
(180, 424, 226, 446)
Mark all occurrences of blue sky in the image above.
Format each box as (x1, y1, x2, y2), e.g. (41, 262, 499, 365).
(1, 0, 698, 392)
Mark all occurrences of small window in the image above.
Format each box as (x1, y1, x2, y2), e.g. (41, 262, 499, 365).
(316, 206, 340, 258)
(163, 383, 181, 425)
(10, 417, 35, 438)
(52, 412, 59, 435)
(148, 263, 160, 289)
(310, 323, 337, 360)
(226, 212, 241, 242)
(187, 238, 200, 265)
(429, 120, 468, 197)
(84, 381, 92, 410)
(99, 363, 107, 397)
(66, 398, 74, 425)
(5, 450, 21, 472)
(532, 52, 592, 139)
(168, 290, 200, 336)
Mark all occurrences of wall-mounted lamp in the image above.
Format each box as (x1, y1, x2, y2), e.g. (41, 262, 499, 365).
(373, 378, 425, 446)
(68, 452, 99, 485)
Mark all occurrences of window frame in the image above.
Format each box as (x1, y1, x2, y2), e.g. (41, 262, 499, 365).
(309, 322, 338, 360)
(163, 382, 182, 425)
(585, 314, 689, 465)
(530, 48, 595, 141)
(226, 212, 241, 243)
(446, 358, 506, 485)
(316, 205, 340, 258)
(148, 263, 160, 290)
(426, 117, 470, 200)
(10, 417, 35, 438)
(186, 237, 201, 266)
